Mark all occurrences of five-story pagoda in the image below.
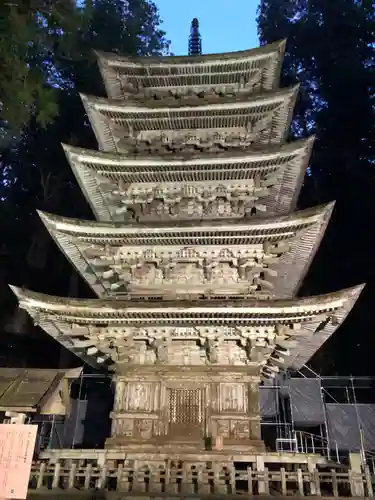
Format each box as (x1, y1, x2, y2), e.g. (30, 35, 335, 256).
(12, 39, 363, 461)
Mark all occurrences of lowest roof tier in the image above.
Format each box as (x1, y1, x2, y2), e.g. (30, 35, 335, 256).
(11, 285, 364, 378)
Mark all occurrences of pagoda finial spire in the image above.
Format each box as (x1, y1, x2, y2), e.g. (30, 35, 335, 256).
(188, 18, 202, 56)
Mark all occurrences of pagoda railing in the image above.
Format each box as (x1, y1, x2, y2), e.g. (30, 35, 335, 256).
(28, 459, 373, 497)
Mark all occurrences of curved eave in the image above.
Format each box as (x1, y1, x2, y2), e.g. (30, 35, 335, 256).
(10, 284, 364, 374)
(287, 284, 364, 370)
(80, 86, 299, 153)
(96, 40, 286, 66)
(63, 138, 314, 222)
(95, 40, 286, 99)
(10, 284, 362, 318)
(36, 203, 334, 299)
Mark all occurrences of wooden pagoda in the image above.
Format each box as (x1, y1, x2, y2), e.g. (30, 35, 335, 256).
(12, 40, 364, 461)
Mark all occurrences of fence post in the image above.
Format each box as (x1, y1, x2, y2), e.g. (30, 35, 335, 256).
(68, 462, 77, 489)
(349, 452, 365, 497)
(36, 462, 46, 489)
(280, 467, 287, 495)
(84, 462, 92, 490)
(297, 468, 304, 496)
(256, 455, 266, 494)
(52, 461, 61, 489)
(247, 466, 253, 494)
(331, 469, 338, 497)
(313, 469, 321, 496)
(307, 458, 318, 495)
(263, 467, 270, 495)
(365, 466, 373, 498)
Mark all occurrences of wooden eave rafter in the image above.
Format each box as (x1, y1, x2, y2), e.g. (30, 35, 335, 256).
(36, 203, 334, 300)
(80, 86, 299, 153)
(63, 137, 314, 222)
(10, 284, 364, 375)
(95, 40, 286, 99)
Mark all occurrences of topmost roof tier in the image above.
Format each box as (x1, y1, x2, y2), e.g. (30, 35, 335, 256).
(96, 40, 286, 101)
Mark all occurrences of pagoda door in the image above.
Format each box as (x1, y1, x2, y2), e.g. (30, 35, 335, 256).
(167, 387, 204, 440)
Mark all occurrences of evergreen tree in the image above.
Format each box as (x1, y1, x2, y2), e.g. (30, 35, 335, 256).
(0, 0, 87, 145)
(0, 0, 169, 367)
(257, 0, 374, 202)
(188, 18, 202, 56)
(257, 0, 375, 375)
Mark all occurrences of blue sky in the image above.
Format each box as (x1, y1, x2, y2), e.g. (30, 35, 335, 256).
(155, 0, 260, 55)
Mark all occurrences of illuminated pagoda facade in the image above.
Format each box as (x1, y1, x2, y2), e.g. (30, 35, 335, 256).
(12, 41, 363, 462)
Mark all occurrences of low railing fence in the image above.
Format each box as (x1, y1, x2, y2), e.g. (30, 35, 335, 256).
(276, 430, 342, 464)
(28, 462, 373, 497)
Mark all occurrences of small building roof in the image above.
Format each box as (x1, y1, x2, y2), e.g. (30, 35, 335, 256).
(63, 137, 314, 222)
(80, 86, 299, 153)
(0, 367, 82, 414)
(36, 203, 334, 300)
(95, 40, 286, 100)
(10, 285, 364, 377)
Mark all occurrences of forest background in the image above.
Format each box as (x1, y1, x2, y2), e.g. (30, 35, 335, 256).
(0, 0, 374, 375)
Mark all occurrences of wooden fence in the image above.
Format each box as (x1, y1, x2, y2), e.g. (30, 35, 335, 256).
(28, 462, 374, 497)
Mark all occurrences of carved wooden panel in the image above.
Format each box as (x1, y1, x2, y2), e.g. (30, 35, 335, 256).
(111, 418, 134, 437)
(127, 382, 153, 411)
(231, 420, 250, 439)
(219, 383, 248, 413)
(216, 419, 230, 438)
(134, 419, 154, 440)
(167, 341, 205, 366)
(215, 342, 251, 365)
(116, 381, 160, 412)
(214, 418, 251, 440)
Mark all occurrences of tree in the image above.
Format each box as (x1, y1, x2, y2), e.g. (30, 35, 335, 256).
(0, 0, 169, 367)
(0, 0, 87, 144)
(257, 0, 375, 375)
(257, 0, 374, 201)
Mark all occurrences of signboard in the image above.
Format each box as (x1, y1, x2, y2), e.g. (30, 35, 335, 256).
(0, 424, 38, 499)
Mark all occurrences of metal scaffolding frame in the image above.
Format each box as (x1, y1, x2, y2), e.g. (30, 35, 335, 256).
(25, 369, 375, 468)
(259, 366, 375, 465)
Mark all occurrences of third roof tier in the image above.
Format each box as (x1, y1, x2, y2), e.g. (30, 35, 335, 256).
(63, 137, 314, 223)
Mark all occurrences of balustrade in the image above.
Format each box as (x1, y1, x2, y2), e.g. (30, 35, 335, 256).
(27, 460, 373, 497)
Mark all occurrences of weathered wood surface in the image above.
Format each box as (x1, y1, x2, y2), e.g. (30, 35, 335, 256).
(27, 461, 373, 497)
